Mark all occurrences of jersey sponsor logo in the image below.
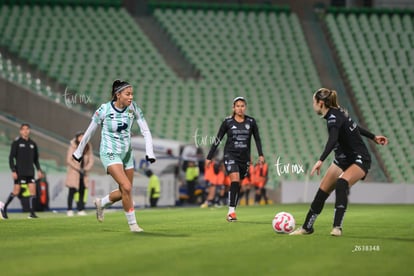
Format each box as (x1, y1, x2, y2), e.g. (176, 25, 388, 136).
(117, 122, 128, 132)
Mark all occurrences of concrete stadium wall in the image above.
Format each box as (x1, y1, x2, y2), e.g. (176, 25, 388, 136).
(0, 172, 177, 211)
(0, 78, 101, 148)
(280, 180, 414, 204)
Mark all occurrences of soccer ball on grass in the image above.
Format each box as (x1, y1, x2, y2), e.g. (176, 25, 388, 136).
(272, 212, 295, 234)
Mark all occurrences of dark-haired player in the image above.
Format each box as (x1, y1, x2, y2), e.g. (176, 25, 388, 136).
(290, 88, 388, 236)
(206, 97, 264, 222)
(72, 80, 156, 232)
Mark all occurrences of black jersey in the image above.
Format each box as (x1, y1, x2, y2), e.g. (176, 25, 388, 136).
(207, 115, 263, 161)
(319, 108, 370, 162)
(9, 137, 41, 176)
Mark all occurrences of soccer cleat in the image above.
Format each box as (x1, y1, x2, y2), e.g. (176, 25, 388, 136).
(77, 210, 87, 216)
(200, 202, 209, 208)
(67, 210, 74, 217)
(1, 207, 8, 219)
(28, 214, 39, 219)
(330, 227, 342, 237)
(129, 223, 144, 232)
(226, 212, 237, 222)
(94, 198, 104, 222)
(289, 227, 314, 235)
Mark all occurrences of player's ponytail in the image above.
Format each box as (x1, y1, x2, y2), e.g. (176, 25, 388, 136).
(314, 88, 349, 116)
(111, 80, 131, 100)
(314, 88, 339, 109)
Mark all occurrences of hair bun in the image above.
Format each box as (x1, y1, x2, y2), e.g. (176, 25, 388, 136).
(112, 80, 122, 91)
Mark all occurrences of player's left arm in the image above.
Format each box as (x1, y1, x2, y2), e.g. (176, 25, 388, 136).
(135, 104, 156, 163)
(358, 126, 388, 145)
(33, 142, 43, 178)
(252, 119, 265, 163)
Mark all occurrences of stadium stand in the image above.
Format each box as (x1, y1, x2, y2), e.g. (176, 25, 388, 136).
(1, 1, 411, 185)
(0, 2, 328, 185)
(325, 8, 414, 183)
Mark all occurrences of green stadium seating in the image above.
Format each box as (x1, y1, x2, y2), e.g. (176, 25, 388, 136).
(325, 11, 414, 184)
(9, 3, 403, 185)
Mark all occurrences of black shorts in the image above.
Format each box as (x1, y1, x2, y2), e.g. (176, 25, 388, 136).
(16, 176, 36, 185)
(223, 154, 249, 179)
(333, 154, 371, 180)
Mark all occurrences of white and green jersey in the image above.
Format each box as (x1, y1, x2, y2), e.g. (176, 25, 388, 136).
(73, 101, 155, 160)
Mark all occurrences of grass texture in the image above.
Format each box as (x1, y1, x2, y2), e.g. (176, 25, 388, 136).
(1, 204, 413, 276)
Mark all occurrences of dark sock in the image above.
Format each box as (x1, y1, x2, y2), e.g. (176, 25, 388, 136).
(261, 188, 268, 204)
(245, 189, 250, 205)
(239, 191, 245, 202)
(29, 196, 37, 215)
(333, 178, 349, 228)
(255, 193, 260, 204)
(4, 193, 15, 209)
(303, 188, 330, 230)
(67, 188, 75, 210)
(229, 182, 240, 207)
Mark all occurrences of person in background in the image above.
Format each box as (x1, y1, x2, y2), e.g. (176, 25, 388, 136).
(145, 169, 160, 207)
(185, 160, 200, 204)
(200, 159, 225, 208)
(1, 123, 42, 219)
(72, 80, 156, 232)
(253, 160, 269, 205)
(65, 131, 94, 216)
(239, 162, 254, 205)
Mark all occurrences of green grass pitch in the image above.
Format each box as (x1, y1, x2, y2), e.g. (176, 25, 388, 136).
(1, 204, 413, 276)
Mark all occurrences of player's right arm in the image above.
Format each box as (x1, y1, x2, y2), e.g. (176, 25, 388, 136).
(72, 121, 98, 162)
(206, 119, 227, 161)
(72, 104, 105, 161)
(9, 140, 17, 173)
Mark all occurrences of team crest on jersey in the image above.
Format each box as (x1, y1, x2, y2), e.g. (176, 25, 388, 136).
(245, 124, 250, 130)
(106, 152, 115, 160)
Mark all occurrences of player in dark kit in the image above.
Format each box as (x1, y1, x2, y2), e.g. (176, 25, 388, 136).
(206, 97, 264, 222)
(290, 88, 388, 236)
(1, 123, 43, 219)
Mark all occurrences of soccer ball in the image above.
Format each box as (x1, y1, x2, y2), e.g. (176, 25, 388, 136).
(272, 212, 295, 234)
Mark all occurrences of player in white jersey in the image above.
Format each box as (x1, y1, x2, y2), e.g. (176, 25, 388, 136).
(73, 80, 156, 232)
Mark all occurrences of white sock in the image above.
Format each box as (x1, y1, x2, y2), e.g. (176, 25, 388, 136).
(228, 207, 235, 214)
(125, 210, 137, 225)
(101, 195, 112, 208)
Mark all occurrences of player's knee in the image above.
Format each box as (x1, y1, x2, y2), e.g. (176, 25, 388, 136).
(336, 178, 349, 194)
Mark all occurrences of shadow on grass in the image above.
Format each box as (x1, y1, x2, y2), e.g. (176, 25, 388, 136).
(344, 235, 414, 243)
(234, 221, 270, 225)
(131, 231, 190, 238)
(101, 228, 190, 237)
